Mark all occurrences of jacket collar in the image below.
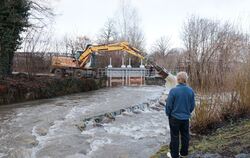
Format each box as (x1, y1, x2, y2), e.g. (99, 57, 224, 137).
(177, 83, 186, 86)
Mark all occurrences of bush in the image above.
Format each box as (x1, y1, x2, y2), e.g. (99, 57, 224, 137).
(191, 95, 222, 134)
(0, 76, 105, 105)
(191, 63, 250, 134)
(220, 65, 250, 121)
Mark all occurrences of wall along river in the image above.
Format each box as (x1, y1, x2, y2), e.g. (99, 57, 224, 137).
(0, 86, 171, 158)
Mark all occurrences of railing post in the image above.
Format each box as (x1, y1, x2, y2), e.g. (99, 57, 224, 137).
(110, 68, 113, 87)
(106, 68, 109, 87)
(126, 68, 128, 86)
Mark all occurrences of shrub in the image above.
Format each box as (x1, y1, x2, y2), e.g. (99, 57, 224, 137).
(191, 62, 250, 134)
(0, 76, 104, 105)
(191, 95, 222, 134)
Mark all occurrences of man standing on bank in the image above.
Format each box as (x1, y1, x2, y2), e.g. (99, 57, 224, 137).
(165, 72, 195, 158)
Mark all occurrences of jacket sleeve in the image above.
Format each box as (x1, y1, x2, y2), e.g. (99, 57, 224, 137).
(165, 89, 174, 117)
(190, 91, 195, 113)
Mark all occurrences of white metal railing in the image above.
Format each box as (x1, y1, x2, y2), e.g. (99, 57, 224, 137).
(97, 67, 158, 87)
(97, 68, 157, 78)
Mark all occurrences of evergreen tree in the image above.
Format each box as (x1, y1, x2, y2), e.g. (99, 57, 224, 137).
(0, 0, 30, 77)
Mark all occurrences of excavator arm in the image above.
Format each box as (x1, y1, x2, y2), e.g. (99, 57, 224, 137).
(148, 61, 169, 78)
(77, 41, 171, 79)
(78, 42, 145, 67)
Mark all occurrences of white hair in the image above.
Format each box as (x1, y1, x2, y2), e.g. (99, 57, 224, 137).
(177, 71, 188, 84)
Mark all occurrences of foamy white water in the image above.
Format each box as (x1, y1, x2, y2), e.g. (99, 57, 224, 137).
(0, 86, 169, 158)
(165, 73, 177, 89)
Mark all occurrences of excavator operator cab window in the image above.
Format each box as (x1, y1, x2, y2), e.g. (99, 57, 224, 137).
(74, 51, 82, 59)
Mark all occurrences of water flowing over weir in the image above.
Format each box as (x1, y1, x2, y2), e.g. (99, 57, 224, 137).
(0, 86, 171, 158)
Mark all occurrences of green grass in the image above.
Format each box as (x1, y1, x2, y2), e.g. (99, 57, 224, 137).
(151, 118, 250, 158)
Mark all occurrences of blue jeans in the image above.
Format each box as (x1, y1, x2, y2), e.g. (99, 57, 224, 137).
(169, 116, 189, 158)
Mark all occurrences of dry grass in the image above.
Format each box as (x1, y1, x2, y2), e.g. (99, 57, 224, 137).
(191, 62, 250, 134)
(220, 66, 250, 121)
(191, 95, 222, 134)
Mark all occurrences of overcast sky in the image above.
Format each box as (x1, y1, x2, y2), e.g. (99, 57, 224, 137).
(53, 0, 250, 49)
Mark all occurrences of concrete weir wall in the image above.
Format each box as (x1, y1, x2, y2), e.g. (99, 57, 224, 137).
(106, 68, 149, 87)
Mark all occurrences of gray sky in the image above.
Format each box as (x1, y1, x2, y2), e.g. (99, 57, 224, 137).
(53, 0, 250, 49)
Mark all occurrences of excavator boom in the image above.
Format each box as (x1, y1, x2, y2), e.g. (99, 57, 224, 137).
(78, 42, 144, 67)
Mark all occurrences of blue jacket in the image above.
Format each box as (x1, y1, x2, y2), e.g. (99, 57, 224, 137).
(165, 83, 195, 120)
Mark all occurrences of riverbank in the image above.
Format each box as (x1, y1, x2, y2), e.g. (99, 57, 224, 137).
(0, 74, 106, 105)
(151, 118, 250, 158)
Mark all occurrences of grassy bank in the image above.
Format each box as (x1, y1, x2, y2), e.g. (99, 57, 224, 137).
(0, 75, 106, 105)
(151, 118, 250, 158)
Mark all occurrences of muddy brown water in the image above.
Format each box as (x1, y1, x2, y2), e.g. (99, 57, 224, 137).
(0, 86, 170, 158)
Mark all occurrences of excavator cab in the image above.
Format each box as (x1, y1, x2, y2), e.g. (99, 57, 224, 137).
(74, 51, 82, 60)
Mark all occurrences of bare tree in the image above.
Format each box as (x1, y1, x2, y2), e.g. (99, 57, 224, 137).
(95, 0, 146, 67)
(166, 48, 184, 71)
(150, 36, 172, 68)
(109, 0, 146, 67)
(115, 0, 145, 50)
(182, 16, 250, 91)
(29, 0, 55, 28)
(14, 0, 55, 75)
(50, 34, 92, 55)
(152, 36, 171, 56)
(64, 35, 91, 53)
(15, 27, 53, 75)
(97, 19, 118, 44)
(182, 16, 225, 90)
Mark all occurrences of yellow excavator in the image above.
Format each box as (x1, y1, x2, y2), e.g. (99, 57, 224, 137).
(51, 41, 171, 79)
(51, 42, 144, 78)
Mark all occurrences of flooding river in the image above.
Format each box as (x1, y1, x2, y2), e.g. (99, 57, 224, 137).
(0, 86, 170, 158)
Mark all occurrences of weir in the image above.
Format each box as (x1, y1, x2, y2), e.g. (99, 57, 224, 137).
(98, 67, 154, 87)
(97, 58, 157, 87)
(106, 67, 149, 87)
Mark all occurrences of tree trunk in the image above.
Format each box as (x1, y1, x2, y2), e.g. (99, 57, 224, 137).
(0, 49, 13, 78)
(8, 51, 14, 74)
